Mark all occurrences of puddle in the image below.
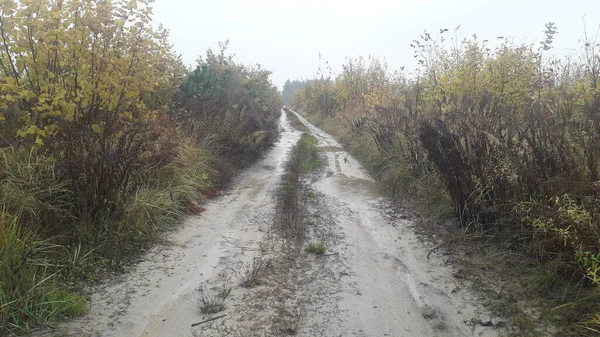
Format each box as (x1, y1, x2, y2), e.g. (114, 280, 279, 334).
(325, 173, 381, 199)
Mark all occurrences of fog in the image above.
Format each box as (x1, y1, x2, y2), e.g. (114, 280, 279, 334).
(153, 0, 600, 88)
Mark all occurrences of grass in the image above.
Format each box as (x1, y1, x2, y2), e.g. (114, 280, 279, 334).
(118, 142, 214, 238)
(287, 134, 321, 173)
(235, 257, 272, 288)
(195, 284, 231, 314)
(0, 215, 86, 335)
(0, 141, 219, 333)
(0, 148, 74, 236)
(305, 242, 325, 255)
(276, 134, 322, 240)
(446, 236, 599, 336)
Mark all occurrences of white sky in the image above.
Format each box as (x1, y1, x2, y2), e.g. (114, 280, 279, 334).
(153, 0, 600, 88)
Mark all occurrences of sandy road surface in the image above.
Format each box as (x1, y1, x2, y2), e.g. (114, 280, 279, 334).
(36, 110, 503, 337)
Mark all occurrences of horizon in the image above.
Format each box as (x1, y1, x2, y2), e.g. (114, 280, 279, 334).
(153, 0, 600, 89)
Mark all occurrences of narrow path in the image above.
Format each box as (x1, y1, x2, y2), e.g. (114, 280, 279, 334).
(37, 111, 503, 337)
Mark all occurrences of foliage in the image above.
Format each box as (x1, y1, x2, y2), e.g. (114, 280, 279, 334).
(282, 79, 305, 105)
(0, 0, 185, 225)
(291, 24, 600, 334)
(173, 41, 283, 159)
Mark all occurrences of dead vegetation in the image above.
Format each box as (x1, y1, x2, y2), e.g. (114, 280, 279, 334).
(195, 284, 231, 314)
(235, 257, 272, 288)
(266, 133, 325, 333)
(274, 134, 322, 240)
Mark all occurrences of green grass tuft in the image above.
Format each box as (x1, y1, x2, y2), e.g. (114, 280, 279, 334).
(0, 215, 86, 334)
(305, 242, 325, 255)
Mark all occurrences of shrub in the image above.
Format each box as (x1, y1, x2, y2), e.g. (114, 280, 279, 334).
(172, 42, 282, 160)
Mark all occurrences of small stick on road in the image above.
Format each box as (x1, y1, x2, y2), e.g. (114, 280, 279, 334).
(191, 314, 227, 327)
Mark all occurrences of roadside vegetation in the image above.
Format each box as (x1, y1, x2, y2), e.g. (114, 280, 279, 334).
(195, 284, 231, 314)
(270, 129, 323, 334)
(0, 0, 281, 334)
(290, 24, 600, 335)
(275, 133, 321, 240)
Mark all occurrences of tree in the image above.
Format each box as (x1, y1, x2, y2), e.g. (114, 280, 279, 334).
(282, 79, 304, 105)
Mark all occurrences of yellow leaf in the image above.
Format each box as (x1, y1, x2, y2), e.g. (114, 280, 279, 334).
(92, 124, 101, 133)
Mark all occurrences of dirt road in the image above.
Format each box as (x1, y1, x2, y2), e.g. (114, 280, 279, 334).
(38, 110, 504, 337)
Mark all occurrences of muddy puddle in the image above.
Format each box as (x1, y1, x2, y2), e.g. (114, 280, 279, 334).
(327, 172, 380, 198)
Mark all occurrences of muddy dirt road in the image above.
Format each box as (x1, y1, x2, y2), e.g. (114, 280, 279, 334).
(38, 110, 504, 337)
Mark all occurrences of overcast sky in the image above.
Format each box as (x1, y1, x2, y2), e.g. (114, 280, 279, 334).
(153, 0, 600, 89)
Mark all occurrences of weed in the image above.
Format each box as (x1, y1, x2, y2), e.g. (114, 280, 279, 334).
(235, 257, 272, 288)
(275, 134, 322, 240)
(457, 256, 473, 265)
(195, 284, 231, 314)
(278, 306, 305, 335)
(305, 242, 325, 255)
